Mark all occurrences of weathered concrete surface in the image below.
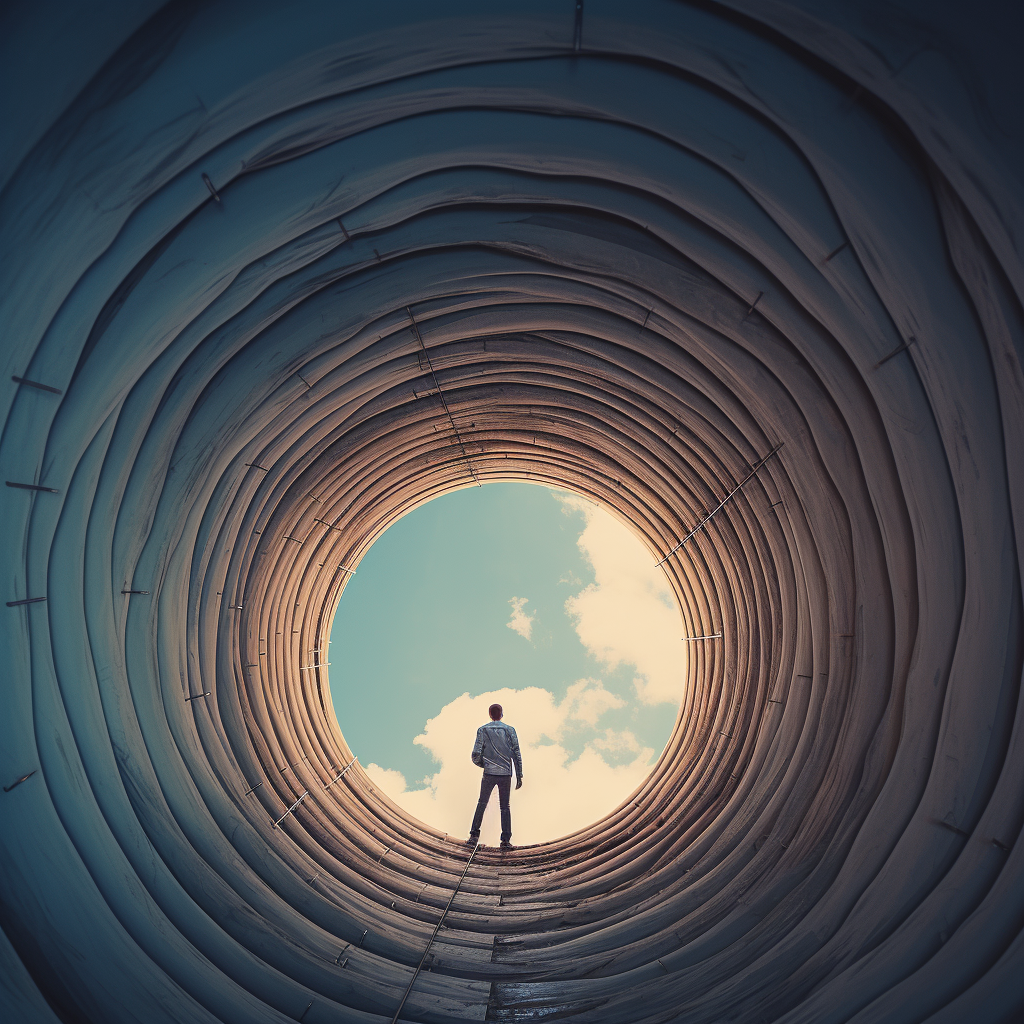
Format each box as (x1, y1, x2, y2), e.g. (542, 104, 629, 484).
(1, 2, 1022, 1022)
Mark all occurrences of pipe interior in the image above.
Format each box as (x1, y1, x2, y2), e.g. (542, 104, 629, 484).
(2, 3, 1023, 1023)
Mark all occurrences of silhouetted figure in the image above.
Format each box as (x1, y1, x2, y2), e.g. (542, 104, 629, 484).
(469, 703, 523, 849)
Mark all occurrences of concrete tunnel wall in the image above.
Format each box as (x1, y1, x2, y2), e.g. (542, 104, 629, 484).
(1, 1, 1023, 1021)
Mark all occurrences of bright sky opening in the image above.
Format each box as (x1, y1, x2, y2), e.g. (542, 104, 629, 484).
(328, 483, 686, 846)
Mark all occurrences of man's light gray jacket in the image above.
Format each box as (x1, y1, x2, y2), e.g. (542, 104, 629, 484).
(472, 721, 523, 777)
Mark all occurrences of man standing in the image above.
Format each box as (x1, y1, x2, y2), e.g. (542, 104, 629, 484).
(468, 703, 523, 850)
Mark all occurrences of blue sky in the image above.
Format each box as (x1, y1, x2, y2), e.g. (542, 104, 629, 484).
(328, 482, 685, 844)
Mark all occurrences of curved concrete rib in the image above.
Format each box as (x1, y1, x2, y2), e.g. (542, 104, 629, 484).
(1, 2, 1022, 1022)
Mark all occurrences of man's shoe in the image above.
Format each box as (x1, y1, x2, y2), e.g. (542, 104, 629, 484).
(499, 841, 513, 851)
(467, 834, 480, 845)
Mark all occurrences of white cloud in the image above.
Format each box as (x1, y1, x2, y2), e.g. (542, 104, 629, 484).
(560, 677, 625, 727)
(591, 728, 643, 758)
(363, 764, 409, 793)
(363, 683, 654, 846)
(559, 494, 685, 705)
(506, 596, 534, 641)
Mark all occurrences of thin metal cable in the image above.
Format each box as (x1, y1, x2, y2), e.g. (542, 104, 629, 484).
(407, 307, 481, 486)
(656, 442, 783, 566)
(389, 841, 480, 1024)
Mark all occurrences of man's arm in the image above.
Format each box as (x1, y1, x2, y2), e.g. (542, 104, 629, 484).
(510, 726, 523, 786)
(471, 726, 485, 768)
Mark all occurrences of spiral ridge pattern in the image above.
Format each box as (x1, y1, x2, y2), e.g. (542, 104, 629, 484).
(2, 3, 1022, 1022)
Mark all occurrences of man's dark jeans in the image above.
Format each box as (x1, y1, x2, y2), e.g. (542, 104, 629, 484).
(469, 773, 512, 842)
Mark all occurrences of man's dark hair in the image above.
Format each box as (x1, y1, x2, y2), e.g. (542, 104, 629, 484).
(488, 703, 503, 720)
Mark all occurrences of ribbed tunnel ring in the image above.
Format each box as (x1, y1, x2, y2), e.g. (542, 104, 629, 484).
(2, 3, 1022, 1023)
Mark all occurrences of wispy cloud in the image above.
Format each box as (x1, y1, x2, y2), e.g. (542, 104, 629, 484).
(363, 683, 654, 846)
(559, 494, 684, 705)
(591, 728, 644, 758)
(506, 596, 534, 640)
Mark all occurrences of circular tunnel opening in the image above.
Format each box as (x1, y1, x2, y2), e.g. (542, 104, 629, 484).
(325, 480, 690, 847)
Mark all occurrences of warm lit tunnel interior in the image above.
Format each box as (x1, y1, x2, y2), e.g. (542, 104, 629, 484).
(2, 2, 1023, 1022)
